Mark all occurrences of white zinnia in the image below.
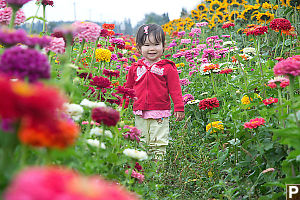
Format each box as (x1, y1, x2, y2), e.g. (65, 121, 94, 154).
(87, 139, 106, 149)
(123, 149, 148, 161)
(187, 99, 200, 105)
(64, 103, 84, 121)
(80, 99, 106, 108)
(242, 47, 256, 55)
(89, 127, 113, 138)
(223, 41, 233, 46)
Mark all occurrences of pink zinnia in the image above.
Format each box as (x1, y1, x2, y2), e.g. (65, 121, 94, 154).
(179, 78, 190, 86)
(196, 22, 208, 27)
(4, 166, 138, 200)
(72, 21, 101, 42)
(44, 37, 65, 54)
(273, 57, 300, 76)
(267, 77, 289, 88)
(0, 0, 6, 8)
(125, 169, 145, 183)
(0, 7, 26, 25)
(244, 117, 265, 129)
(263, 97, 278, 105)
(123, 125, 141, 142)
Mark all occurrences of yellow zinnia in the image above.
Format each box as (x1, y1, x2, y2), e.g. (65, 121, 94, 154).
(95, 48, 111, 62)
(206, 121, 224, 133)
(241, 95, 253, 104)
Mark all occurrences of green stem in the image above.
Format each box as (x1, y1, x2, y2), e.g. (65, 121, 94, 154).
(279, 34, 285, 58)
(29, 4, 41, 34)
(74, 39, 86, 66)
(277, 88, 285, 127)
(288, 75, 300, 127)
(9, 7, 17, 29)
(210, 72, 217, 94)
(83, 37, 99, 85)
(273, 33, 281, 58)
(42, 5, 46, 33)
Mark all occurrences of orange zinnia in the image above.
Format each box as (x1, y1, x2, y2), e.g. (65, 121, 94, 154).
(203, 64, 219, 72)
(102, 23, 115, 30)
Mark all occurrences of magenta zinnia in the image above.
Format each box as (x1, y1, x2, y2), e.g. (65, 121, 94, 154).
(92, 106, 120, 126)
(90, 76, 111, 89)
(263, 97, 278, 105)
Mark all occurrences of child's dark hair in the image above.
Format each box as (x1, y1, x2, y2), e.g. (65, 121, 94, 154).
(135, 24, 165, 50)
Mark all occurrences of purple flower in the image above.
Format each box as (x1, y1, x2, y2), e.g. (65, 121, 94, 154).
(110, 38, 125, 49)
(123, 125, 141, 142)
(0, 28, 27, 47)
(111, 54, 118, 61)
(180, 78, 190, 86)
(5, 0, 32, 7)
(183, 94, 194, 105)
(196, 22, 208, 27)
(202, 48, 216, 60)
(177, 31, 185, 37)
(25, 35, 51, 48)
(0, 46, 50, 82)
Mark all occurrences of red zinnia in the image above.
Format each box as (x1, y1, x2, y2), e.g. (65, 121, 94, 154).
(92, 106, 120, 126)
(115, 85, 136, 99)
(263, 97, 278, 105)
(219, 68, 233, 74)
(244, 117, 265, 129)
(246, 25, 268, 36)
(90, 76, 111, 89)
(269, 18, 291, 31)
(198, 97, 220, 110)
(103, 68, 120, 78)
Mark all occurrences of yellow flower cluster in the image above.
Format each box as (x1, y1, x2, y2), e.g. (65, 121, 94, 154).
(95, 48, 111, 62)
(175, 63, 185, 68)
(0, 44, 4, 48)
(206, 121, 224, 133)
(241, 95, 253, 105)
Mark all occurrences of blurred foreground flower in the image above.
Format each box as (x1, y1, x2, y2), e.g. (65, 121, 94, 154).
(72, 21, 101, 43)
(0, 46, 50, 82)
(3, 166, 139, 200)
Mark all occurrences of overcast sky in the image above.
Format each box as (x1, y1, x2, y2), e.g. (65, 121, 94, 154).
(22, 0, 198, 26)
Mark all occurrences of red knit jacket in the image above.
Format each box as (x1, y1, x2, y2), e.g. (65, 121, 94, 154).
(125, 59, 184, 112)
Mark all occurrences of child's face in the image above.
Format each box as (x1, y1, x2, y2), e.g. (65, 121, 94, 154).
(140, 34, 164, 65)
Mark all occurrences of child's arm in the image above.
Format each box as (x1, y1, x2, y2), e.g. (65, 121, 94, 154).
(166, 63, 185, 121)
(124, 63, 135, 89)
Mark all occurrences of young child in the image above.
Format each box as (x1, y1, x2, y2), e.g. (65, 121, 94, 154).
(125, 24, 185, 159)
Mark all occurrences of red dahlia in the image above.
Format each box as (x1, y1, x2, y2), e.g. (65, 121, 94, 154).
(269, 18, 291, 31)
(89, 76, 111, 89)
(198, 97, 220, 110)
(92, 106, 120, 126)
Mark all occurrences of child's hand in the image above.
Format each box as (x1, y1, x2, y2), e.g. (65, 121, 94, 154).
(174, 111, 185, 121)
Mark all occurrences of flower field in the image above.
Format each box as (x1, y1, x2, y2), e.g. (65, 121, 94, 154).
(0, 0, 299, 199)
